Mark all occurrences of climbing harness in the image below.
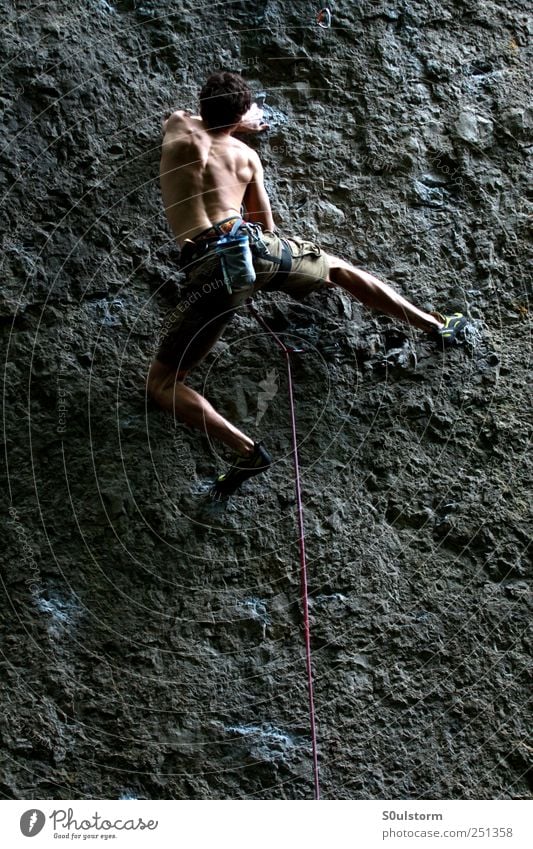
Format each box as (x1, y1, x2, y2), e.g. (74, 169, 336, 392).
(246, 224, 293, 289)
(247, 300, 321, 801)
(316, 7, 332, 28)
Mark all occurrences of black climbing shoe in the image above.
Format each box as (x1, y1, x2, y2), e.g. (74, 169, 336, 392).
(431, 312, 469, 347)
(211, 442, 272, 497)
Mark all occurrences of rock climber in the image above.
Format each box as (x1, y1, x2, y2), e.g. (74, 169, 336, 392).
(147, 71, 467, 496)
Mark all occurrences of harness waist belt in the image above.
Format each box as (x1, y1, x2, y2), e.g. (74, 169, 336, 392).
(192, 216, 242, 243)
(179, 217, 244, 271)
(263, 239, 292, 288)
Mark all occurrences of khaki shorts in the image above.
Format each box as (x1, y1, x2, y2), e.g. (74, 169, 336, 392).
(251, 229, 330, 298)
(155, 227, 330, 374)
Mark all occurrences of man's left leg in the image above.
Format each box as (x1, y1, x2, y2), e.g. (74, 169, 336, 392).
(147, 360, 272, 495)
(147, 270, 273, 494)
(147, 359, 255, 455)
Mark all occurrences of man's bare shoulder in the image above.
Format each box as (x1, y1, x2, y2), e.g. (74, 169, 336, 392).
(162, 110, 204, 144)
(168, 109, 201, 127)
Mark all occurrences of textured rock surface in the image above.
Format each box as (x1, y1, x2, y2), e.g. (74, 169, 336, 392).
(1, 0, 531, 799)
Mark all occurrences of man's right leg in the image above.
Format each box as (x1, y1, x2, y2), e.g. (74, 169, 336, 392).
(325, 254, 444, 334)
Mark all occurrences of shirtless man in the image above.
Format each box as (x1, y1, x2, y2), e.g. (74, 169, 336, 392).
(147, 72, 467, 496)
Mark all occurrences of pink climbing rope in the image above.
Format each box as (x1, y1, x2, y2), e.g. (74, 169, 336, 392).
(247, 301, 320, 800)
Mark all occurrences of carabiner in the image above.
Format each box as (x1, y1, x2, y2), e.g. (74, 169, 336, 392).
(317, 7, 332, 28)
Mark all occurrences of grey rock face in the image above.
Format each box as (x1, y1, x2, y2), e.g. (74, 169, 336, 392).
(1, 0, 531, 801)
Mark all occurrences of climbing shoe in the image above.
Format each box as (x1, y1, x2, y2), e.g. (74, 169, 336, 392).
(431, 312, 469, 347)
(211, 441, 272, 497)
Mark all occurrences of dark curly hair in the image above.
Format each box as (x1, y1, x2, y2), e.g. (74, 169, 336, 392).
(199, 72, 252, 131)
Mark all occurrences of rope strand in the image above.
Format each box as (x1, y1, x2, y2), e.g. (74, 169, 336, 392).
(247, 301, 320, 800)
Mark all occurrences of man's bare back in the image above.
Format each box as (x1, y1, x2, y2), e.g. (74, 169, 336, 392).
(160, 110, 274, 246)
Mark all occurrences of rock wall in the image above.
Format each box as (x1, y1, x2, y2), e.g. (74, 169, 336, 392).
(1, 0, 531, 799)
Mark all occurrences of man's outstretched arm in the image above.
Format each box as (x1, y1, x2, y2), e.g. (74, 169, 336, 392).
(162, 103, 268, 137)
(232, 103, 269, 134)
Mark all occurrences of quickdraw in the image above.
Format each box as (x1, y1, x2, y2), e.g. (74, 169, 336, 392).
(317, 7, 332, 28)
